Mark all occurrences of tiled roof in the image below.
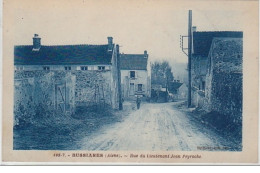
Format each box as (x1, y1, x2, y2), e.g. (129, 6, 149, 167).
(14, 44, 113, 65)
(193, 31, 243, 57)
(120, 54, 148, 70)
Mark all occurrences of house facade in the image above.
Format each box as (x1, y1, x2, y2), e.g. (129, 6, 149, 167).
(177, 83, 188, 100)
(168, 80, 184, 101)
(191, 30, 243, 107)
(120, 51, 151, 100)
(14, 34, 121, 113)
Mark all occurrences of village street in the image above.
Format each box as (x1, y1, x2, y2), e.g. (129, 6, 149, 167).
(79, 102, 236, 151)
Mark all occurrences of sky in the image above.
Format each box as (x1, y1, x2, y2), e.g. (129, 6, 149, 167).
(12, 0, 244, 65)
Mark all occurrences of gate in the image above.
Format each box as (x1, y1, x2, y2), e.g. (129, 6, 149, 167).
(55, 83, 69, 112)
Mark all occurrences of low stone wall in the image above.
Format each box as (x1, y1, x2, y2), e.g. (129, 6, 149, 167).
(14, 69, 117, 121)
(14, 71, 76, 126)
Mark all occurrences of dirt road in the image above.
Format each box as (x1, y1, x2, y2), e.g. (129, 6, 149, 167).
(80, 102, 236, 151)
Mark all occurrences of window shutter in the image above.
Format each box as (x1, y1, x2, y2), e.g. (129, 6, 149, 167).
(135, 84, 138, 91)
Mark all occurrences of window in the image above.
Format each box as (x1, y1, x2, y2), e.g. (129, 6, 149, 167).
(16, 66, 23, 71)
(138, 84, 143, 91)
(202, 81, 205, 91)
(65, 66, 71, 70)
(130, 71, 135, 78)
(43, 66, 50, 70)
(98, 66, 105, 70)
(81, 66, 88, 71)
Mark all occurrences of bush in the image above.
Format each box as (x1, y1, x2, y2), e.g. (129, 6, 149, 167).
(201, 111, 242, 142)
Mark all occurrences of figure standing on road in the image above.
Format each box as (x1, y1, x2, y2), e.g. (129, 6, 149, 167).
(136, 96, 141, 109)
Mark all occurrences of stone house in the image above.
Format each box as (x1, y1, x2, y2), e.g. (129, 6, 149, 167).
(120, 51, 151, 100)
(204, 37, 243, 122)
(191, 30, 243, 107)
(14, 34, 121, 112)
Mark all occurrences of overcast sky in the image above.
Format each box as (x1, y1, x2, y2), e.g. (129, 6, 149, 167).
(13, 0, 243, 64)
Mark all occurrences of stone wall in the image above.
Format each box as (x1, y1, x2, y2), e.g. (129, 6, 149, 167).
(14, 68, 118, 114)
(71, 70, 113, 107)
(204, 38, 243, 122)
(191, 55, 208, 107)
(191, 87, 205, 108)
(14, 71, 76, 125)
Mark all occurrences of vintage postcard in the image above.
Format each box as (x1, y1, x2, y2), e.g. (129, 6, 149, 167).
(1, 0, 259, 164)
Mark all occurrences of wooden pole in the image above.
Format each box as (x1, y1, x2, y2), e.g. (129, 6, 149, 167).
(116, 45, 123, 110)
(188, 10, 192, 107)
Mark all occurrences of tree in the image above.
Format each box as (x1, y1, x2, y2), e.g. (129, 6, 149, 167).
(151, 61, 174, 91)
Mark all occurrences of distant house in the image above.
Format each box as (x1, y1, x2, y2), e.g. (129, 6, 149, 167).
(14, 34, 121, 111)
(168, 80, 182, 95)
(120, 51, 151, 100)
(168, 80, 188, 101)
(191, 30, 243, 107)
(178, 83, 188, 100)
(151, 84, 168, 103)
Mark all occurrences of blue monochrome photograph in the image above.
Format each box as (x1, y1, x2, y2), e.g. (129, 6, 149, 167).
(13, 9, 243, 152)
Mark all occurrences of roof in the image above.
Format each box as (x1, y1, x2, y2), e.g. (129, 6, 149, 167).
(193, 31, 243, 57)
(14, 44, 113, 65)
(120, 54, 148, 70)
(168, 82, 183, 92)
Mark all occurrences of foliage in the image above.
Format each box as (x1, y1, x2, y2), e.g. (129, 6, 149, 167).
(151, 61, 174, 89)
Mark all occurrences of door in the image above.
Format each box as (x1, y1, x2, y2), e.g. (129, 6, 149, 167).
(138, 84, 143, 91)
(55, 83, 67, 112)
(130, 83, 134, 96)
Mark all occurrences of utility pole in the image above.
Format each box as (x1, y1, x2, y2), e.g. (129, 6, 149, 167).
(188, 10, 192, 107)
(180, 10, 192, 107)
(116, 44, 123, 110)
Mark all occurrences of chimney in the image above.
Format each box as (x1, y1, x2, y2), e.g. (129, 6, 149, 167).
(144, 50, 148, 58)
(192, 26, 197, 32)
(32, 34, 41, 51)
(107, 37, 113, 51)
